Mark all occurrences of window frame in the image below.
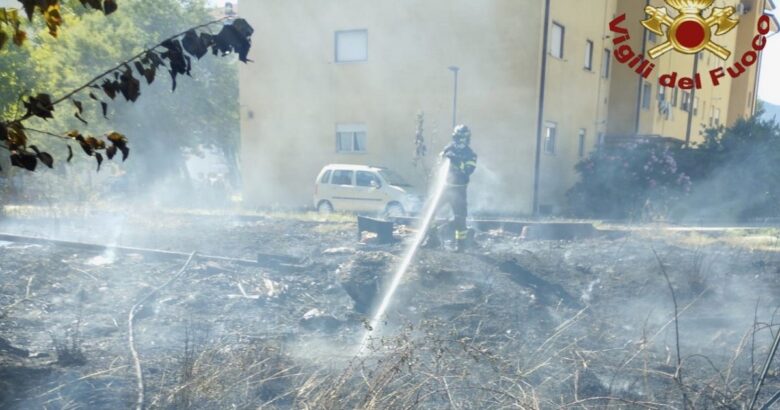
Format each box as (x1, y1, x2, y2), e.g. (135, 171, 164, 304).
(335, 123, 367, 154)
(334, 29, 368, 63)
(584, 40, 594, 71)
(641, 82, 652, 110)
(577, 128, 587, 158)
(543, 122, 557, 155)
(602, 48, 611, 78)
(550, 22, 565, 59)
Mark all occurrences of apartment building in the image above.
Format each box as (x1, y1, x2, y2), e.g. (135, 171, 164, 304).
(238, 0, 772, 215)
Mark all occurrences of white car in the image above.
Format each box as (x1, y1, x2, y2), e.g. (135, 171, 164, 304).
(313, 164, 422, 216)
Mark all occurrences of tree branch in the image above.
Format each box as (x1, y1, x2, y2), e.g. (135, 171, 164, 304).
(10, 16, 230, 125)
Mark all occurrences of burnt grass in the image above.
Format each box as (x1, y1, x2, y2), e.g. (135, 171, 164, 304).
(0, 211, 779, 409)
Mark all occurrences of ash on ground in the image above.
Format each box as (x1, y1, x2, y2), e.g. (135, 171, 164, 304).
(1, 212, 779, 408)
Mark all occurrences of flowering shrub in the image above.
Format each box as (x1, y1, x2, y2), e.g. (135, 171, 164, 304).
(567, 142, 692, 220)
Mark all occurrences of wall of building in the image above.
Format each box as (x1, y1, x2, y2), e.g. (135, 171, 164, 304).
(239, 0, 546, 214)
(238, 0, 762, 214)
(537, 0, 616, 212)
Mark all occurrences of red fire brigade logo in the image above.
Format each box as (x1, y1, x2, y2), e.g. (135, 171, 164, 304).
(642, 0, 739, 60)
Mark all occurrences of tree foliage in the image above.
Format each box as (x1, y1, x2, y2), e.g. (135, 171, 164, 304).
(0, 1, 252, 179)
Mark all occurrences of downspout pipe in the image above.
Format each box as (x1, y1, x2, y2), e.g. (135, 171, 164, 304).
(532, 0, 551, 216)
(634, 0, 652, 135)
(684, 54, 699, 146)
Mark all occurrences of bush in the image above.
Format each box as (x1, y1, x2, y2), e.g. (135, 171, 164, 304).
(567, 141, 691, 220)
(568, 112, 780, 221)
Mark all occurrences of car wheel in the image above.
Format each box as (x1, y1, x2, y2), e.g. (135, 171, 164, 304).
(317, 201, 334, 215)
(384, 203, 405, 218)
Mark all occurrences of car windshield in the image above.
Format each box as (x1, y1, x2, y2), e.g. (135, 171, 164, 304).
(379, 170, 411, 187)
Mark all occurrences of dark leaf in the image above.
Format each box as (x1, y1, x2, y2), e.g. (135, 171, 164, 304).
(72, 99, 83, 114)
(231, 18, 255, 38)
(10, 152, 37, 171)
(89, 92, 99, 100)
(101, 78, 118, 99)
(85, 136, 105, 150)
(103, 0, 117, 15)
(0, 31, 8, 50)
(134, 60, 145, 77)
(107, 132, 129, 161)
(0, 122, 7, 142)
(29, 145, 53, 168)
(12, 29, 26, 46)
(213, 23, 253, 63)
(20, 0, 35, 21)
(182, 30, 208, 59)
(143, 66, 156, 85)
(67, 145, 73, 162)
(95, 152, 103, 172)
(6, 122, 27, 148)
(23, 94, 55, 120)
(74, 135, 93, 156)
(200, 32, 215, 49)
(74, 112, 88, 125)
(106, 145, 117, 160)
(119, 145, 129, 161)
(101, 102, 108, 118)
(144, 51, 164, 68)
(161, 39, 187, 91)
(117, 69, 141, 102)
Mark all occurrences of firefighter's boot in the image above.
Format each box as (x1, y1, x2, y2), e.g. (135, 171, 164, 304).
(455, 230, 468, 253)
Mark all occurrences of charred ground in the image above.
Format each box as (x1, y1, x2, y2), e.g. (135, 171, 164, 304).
(0, 209, 779, 408)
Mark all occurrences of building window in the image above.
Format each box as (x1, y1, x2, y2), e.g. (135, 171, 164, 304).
(584, 40, 594, 70)
(641, 82, 652, 110)
(658, 86, 666, 102)
(709, 106, 715, 126)
(550, 22, 565, 58)
(681, 91, 691, 112)
(694, 97, 700, 116)
(336, 123, 367, 153)
(335, 29, 368, 62)
(671, 87, 679, 107)
(647, 31, 657, 43)
(544, 122, 557, 154)
(714, 107, 721, 126)
(602, 49, 611, 78)
(578, 128, 586, 158)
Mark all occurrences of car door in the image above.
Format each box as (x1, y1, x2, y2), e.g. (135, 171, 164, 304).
(329, 169, 356, 211)
(353, 171, 386, 212)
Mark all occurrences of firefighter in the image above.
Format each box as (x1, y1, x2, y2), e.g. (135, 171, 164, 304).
(439, 124, 477, 252)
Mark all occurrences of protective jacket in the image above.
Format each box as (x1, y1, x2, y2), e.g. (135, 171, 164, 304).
(442, 143, 477, 186)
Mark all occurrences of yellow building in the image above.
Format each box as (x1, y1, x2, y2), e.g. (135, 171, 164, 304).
(238, 0, 772, 215)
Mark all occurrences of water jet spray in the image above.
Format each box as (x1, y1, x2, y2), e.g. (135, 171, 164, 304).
(357, 159, 451, 355)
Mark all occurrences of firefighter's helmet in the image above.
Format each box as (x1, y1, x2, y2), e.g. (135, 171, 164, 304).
(452, 124, 471, 145)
